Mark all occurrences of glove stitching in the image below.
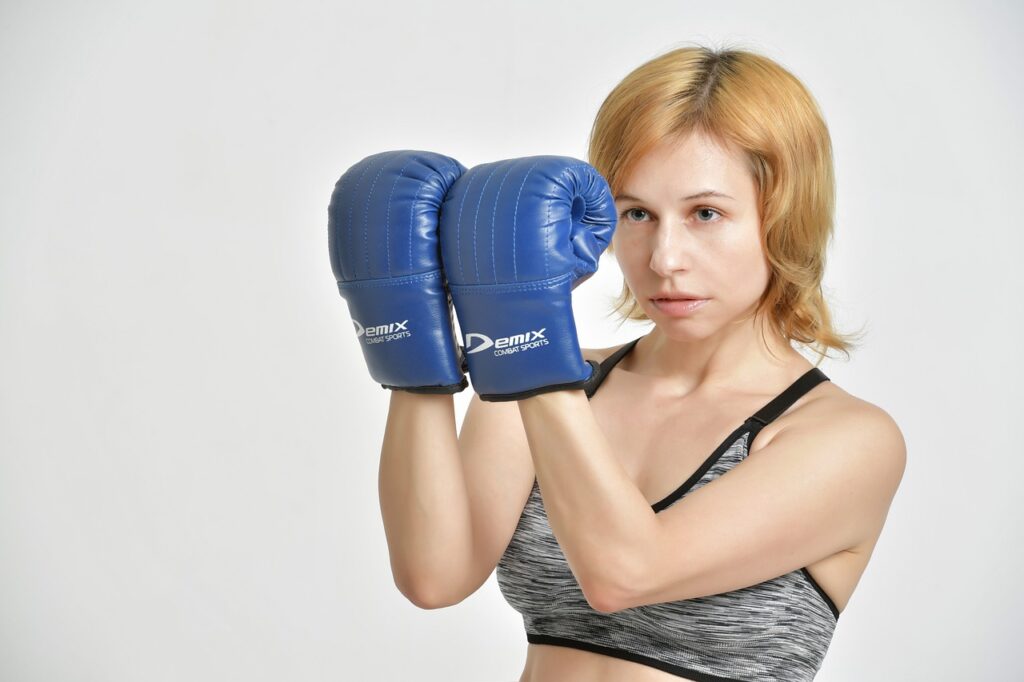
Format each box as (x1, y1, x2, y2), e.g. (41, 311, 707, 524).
(389, 155, 417, 280)
(473, 165, 499, 284)
(362, 164, 386, 281)
(454, 165, 478, 285)
(341, 161, 372, 283)
(337, 269, 443, 289)
(448, 271, 572, 295)
(490, 163, 514, 286)
(513, 159, 541, 285)
(545, 171, 551, 280)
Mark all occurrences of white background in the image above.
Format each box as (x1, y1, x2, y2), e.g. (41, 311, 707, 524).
(2, 1, 1021, 680)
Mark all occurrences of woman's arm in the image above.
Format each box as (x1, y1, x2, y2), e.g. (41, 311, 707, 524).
(378, 391, 472, 607)
(378, 389, 539, 610)
(517, 389, 659, 612)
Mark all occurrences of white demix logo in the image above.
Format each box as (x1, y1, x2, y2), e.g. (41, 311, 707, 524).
(354, 318, 412, 345)
(465, 329, 549, 357)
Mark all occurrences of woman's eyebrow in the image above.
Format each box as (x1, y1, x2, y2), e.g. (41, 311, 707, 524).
(614, 190, 735, 202)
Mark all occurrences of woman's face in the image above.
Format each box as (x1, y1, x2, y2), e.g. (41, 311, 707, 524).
(611, 130, 769, 340)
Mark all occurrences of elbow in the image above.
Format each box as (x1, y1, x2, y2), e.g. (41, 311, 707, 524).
(395, 576, 463, 610)
(580, 549, 650, 614)
(584, 589, 620, 615)
(404, 591, 452, 611)
(580, 574, 632, 615)
(576, 526, 658, 614)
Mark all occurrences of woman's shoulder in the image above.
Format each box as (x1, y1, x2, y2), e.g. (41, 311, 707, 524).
(803, 377, 901, 432)
(781, 374, 906, 472)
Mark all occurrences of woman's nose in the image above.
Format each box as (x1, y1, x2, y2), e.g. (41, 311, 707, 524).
(648, 224, 690, 275)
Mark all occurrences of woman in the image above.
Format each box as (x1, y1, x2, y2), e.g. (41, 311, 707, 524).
(343, 45, 906, 682)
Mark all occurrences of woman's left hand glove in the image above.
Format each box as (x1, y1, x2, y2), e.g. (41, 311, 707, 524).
(439, 156, 617, 402)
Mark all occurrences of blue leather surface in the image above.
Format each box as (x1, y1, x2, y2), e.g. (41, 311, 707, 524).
(328, 150, 468, 392)
(438, 156, 616, 399)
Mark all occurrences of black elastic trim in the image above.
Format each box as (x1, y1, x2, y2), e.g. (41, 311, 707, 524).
(526, 634, 746, 682)
(745, 366, 842, 622)
(650, 423, 758, 512)
(584, 335, 644, 399)
(478, 360, 603, 402)
(382, 375, 468, 394)
(650, 365, 832, 516)
(800, 567, 841, 622)
(747, 367, 830, 427)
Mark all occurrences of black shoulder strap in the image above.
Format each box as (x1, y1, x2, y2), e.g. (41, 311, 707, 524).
(747, 367, 830, 427)
(584, 335, 644, 399)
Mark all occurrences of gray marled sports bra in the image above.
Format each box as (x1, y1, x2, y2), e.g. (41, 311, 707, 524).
(496, 335, 839, 682)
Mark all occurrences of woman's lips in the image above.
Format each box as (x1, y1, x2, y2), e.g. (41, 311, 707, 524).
(650, 298, 709, 317)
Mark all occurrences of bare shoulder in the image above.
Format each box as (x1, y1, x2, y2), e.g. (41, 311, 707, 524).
(784, 380, 907, 498)
(801, 382, 904, 452)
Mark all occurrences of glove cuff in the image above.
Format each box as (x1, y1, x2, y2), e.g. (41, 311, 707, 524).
(382, 374, 469, 394)
(338, 269, 464, 390)
(477, 360, 601, 402)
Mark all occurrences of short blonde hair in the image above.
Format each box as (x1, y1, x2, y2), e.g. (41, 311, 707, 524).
(587, 43, 862, 364)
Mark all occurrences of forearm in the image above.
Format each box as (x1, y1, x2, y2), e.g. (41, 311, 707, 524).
(517, 389, 659, 600)
(378, 390, 473, 603)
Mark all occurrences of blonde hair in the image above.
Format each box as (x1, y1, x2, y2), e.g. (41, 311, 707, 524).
(587, 43, 863, 364)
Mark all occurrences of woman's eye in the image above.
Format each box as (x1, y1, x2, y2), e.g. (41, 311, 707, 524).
(695, 207, 722, 222)
(620, 207, 649, 222)
(618, 206, 722, 224)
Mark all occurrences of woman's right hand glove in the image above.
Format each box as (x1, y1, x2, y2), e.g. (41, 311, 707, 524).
(328, 150, 469, 394)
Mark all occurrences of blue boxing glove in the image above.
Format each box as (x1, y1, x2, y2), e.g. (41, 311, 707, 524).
(328, 150, 469, 393)
(439, 156, 617, 401)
